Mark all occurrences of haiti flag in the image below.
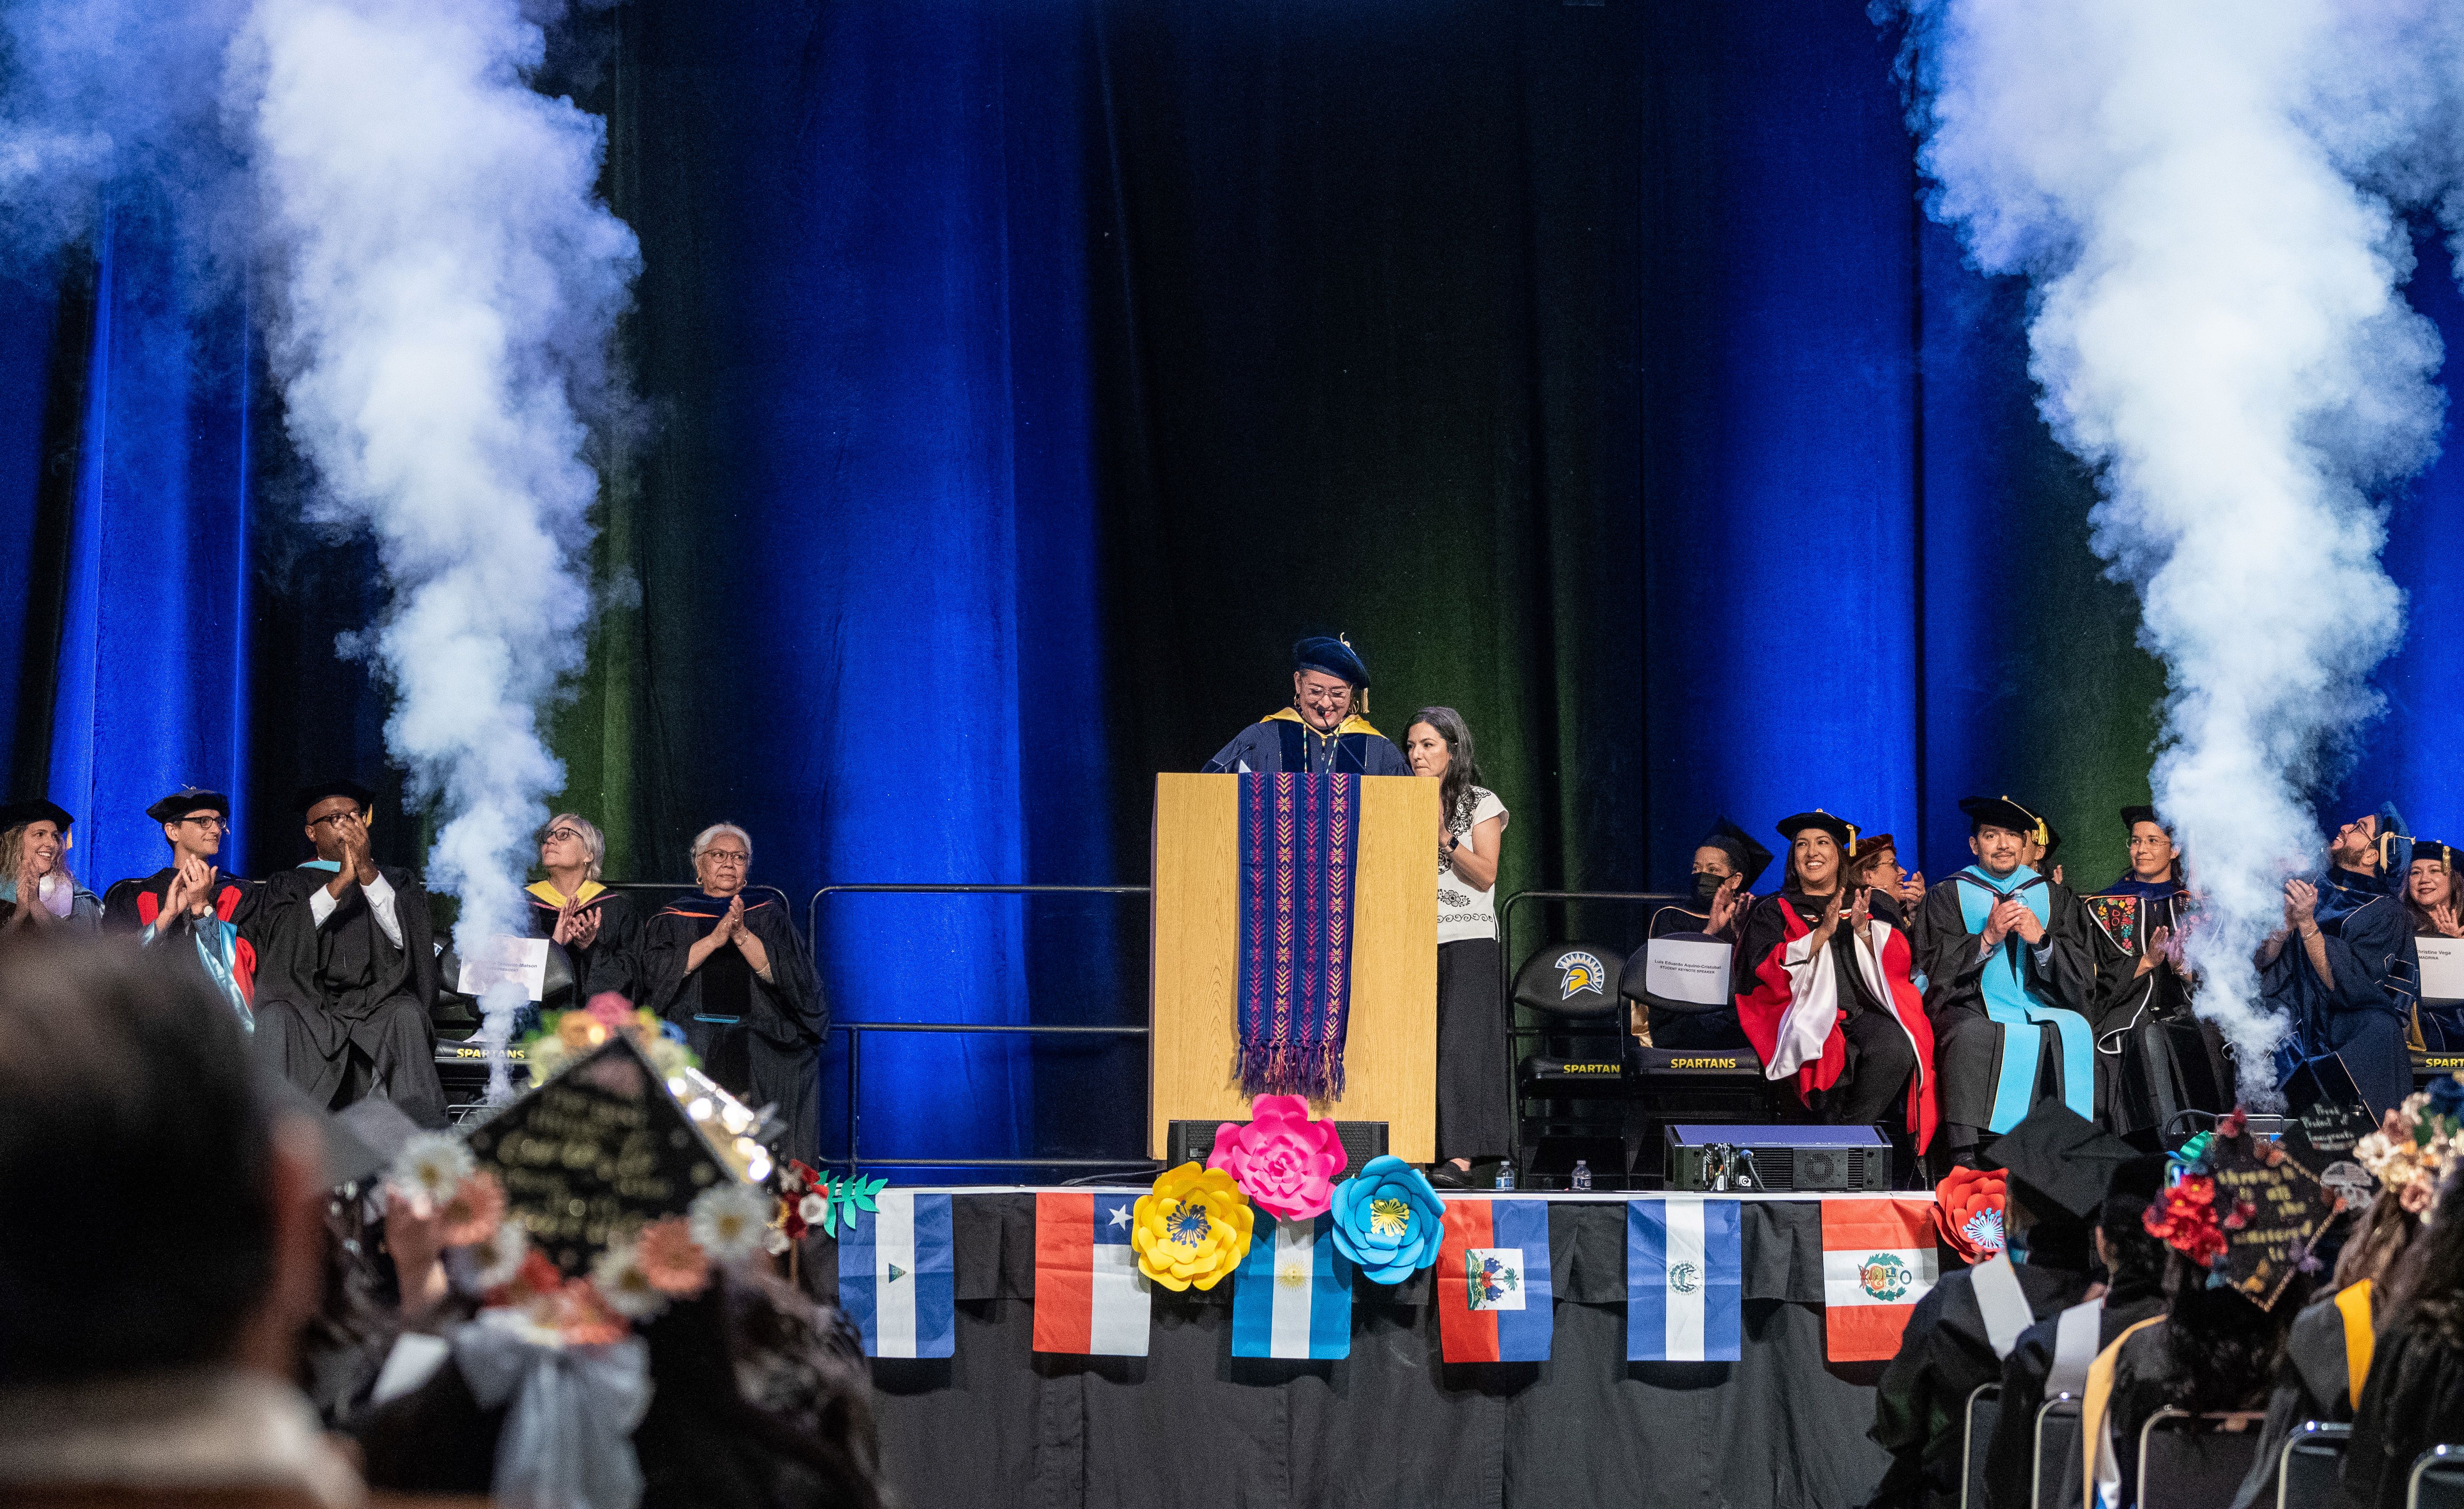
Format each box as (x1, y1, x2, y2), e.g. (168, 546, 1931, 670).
(1436, 1198, 1552, 1362)
(1820, 1198, 1938, 1361)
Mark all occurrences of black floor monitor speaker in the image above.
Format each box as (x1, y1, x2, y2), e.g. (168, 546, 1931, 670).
(1664, 1123, 1892, 1192)
(1167, 1119, 1388, 1178)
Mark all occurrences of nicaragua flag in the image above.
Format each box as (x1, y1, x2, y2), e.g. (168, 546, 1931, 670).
(1437, 1198, 1552, 1362)
(1627, 1196, 1744, 1362)
(1032, 1191, 1151, 1356)
(1231, 1215, 1354, 1359)
(837, 1191, 954, 1359)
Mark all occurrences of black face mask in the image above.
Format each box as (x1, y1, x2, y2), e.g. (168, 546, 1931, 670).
(1691, 870, 1731, 906)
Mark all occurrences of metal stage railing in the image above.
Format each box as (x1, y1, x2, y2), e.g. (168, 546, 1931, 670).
(804, 884, 1155, 1174)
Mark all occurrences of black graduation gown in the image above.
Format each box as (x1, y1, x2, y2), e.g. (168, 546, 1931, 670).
(641, 891, 827, 1164)
(1200, 711, 1410, 775)
(2231, 1287, 2367, 1509)
(2345, 1321, 2464, 1509)
(103, 868, 263, 1022)
(1734, 890, 1924, 1128)
(2079, 885, 2233, 1143)
(249, 864, 446, 1127)
(522, 883, 645, 1003)
(1913, 875, 2100, 1135)
(1984, 1278, 2167, 1509)
(2260, 871, 2417, 1117)
(1866, 1262, 2096, 1509)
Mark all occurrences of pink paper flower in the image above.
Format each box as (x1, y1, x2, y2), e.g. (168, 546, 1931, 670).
(1207, 1095, 1348, 1221)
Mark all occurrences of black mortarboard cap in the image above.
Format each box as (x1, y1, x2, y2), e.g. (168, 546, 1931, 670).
(2418, 839, 2458, 870)
(293, 778, 376, 815)
(1775, 810, 1858, 855)
(0, 798, 73, 834)
(145, 787, 230, 824)
(1698, 816, 1774, 890)
(464, 1032, 766, 1275)
(1292, 634, 1371, 689)
(1984, 1103, 2141, 1220)
(2121, 804, 2167, 834)
(1960, 795, 2046, 845)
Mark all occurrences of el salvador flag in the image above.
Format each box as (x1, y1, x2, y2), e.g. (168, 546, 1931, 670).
(839, 1191, 955, 1358)
(1231, 1215, 1354, 1358)
(1628, 1195, 1743, 1362)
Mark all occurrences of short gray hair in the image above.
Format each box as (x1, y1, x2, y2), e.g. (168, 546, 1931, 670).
(543, 812, 606, 881)
(690, 823, 752, 867)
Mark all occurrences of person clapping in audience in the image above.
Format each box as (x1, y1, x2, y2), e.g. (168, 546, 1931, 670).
(2260, 806, 2416, 1116)
(0, 935, 361, 1508)
(104, 787, 261, 1028)
(0, 799, 100, 932)
(642, 824, 826, 1164)
(526, 812, 643, 1003)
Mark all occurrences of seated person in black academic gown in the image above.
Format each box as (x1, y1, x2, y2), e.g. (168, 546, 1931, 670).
(249, 780, 446, 1127)
(2345, 1166, 2464, 1509)
(2405, 839, 2464, 1050)
(641, 823, 826, 1165)
(1983, 1151, 2170, 1509)
(1640, 817, 1772, 1048)
(1734, 812, 1933, 1154)
(1913, 796, 2099, 1165)
(2082, 806, 2230, 1144)
(2259, 806, 2417, 1117)
(1201, 633, 1409, 776)
(0, 798, 101, 932)
(103, 786, 261, 1027)
(1867, 1105, 2135, 1509)
(524, 811, 642, 1006)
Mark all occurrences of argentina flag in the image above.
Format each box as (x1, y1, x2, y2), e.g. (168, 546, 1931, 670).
(1627, 1195, 1743, 1362)
(1231, 1214, 1354, 1358)
(839, 1190, 956, 1358)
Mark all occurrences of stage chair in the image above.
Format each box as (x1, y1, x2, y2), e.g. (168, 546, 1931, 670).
(1615, 949, 1778, 1185)
(2033, 1395, 2081, 1509)
(2412, 1445, 2464, 1509)
(2137, 1409, 2264, 1509)
(1962, 1384, 2002, 1509)
(2279, 1421, 2348, 1509)
(1512, 941, 1626, 1187)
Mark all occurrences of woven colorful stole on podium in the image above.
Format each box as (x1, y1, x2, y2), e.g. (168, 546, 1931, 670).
(1235, 772, 1361, 1099)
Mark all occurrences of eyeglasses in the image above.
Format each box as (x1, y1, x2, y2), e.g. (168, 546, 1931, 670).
(701, 850, 749, 865)
(2126, 835, 2171, 848)
(307, 810, 364, 830)
(541, 827, 585, 844)
(177, 814, 226, 830)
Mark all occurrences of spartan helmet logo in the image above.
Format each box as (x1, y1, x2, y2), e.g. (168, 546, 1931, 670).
(1555, 950, 1606, 1002)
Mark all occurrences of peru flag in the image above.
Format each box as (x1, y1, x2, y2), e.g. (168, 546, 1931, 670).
(1032, 1192, 1151, 1355)
(1821, 1198, 1938, 1361)
(1436, 1198, 1553, 1362)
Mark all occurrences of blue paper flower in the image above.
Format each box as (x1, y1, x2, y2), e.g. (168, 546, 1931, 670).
(2429, 1071, 2464, 1122)
(1329, 1155, 1444, 1284)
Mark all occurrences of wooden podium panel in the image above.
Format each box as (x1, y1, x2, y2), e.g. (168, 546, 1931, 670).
(1149, 772, 1438, 1162)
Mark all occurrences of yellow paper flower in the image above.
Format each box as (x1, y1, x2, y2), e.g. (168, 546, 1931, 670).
(1132, 1162, 1253, 1292)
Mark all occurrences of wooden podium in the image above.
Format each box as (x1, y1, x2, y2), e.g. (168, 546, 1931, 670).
(1148, 772, 1439, 1162)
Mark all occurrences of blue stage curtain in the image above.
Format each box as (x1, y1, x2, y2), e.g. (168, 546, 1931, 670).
(43, 204, 253, 891)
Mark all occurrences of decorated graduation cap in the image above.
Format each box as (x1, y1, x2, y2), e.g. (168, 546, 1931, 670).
(1697, 816, 1774, 890)
(0, 798, 73, 833)
(293, 777, 376, 814)
(1292, 633, 1372, 689)
(1774, 809, 1858, 856)
(2149, 1111, 2342, 1309)
(1960, 795, 2047, 846)
(145, 786, 230, 823)
(1983, 1102, 2141, 1223)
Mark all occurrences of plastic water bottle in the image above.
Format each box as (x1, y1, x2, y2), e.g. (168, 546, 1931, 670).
(1494, 1160, 1516, 1191)
(1571, 1159, 1593, 1192)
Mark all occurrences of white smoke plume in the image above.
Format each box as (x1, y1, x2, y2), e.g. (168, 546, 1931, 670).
(0, 0, 634, 1096)
(233, 0, 636, 1091)
(1894, 0, 2464, 1097)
